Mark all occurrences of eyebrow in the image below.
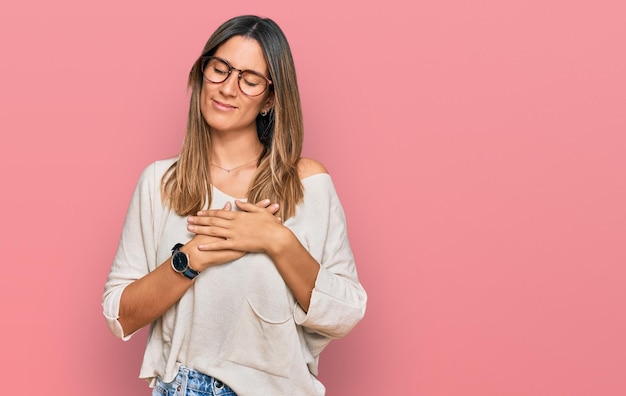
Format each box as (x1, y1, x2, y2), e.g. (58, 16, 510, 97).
(214, 55, 268, 77)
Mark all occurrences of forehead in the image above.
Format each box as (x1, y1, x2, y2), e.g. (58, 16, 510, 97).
(213, 35, 267, 73)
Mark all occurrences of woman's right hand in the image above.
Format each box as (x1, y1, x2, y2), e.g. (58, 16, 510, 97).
(183, 199, 280, 271)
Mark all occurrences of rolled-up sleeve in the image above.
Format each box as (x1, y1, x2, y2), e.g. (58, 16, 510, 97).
(102, 162, 159, 340)
(292, 174, 367, 340)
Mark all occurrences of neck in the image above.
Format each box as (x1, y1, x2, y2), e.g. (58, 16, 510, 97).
(209, 130, 264, 169)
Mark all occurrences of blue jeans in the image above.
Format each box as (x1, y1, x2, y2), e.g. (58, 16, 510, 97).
(152, 366, 237, 396)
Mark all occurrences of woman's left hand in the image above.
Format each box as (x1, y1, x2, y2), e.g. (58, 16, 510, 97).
(188, 200, 289, 254)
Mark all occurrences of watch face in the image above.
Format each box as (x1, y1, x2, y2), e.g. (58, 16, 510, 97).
(172, 251, 188, 272)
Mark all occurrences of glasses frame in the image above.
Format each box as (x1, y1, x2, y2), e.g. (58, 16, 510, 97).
(201, 56, 273, 97)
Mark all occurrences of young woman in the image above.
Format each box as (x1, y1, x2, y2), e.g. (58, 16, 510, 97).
(103, 15, 367, 396)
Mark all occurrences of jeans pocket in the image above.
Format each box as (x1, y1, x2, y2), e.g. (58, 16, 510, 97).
(153, 378, 175, 396)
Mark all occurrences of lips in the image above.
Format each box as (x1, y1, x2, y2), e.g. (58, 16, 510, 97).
(212, 99, 237, 111)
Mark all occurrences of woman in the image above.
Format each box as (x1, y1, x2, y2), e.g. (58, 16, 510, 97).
(103, 15, 367, 396)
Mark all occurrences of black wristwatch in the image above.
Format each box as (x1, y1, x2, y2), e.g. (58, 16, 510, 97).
(171, 243, 200, 280)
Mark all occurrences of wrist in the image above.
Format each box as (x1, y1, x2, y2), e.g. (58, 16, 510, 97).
(265, 225, 295, 257)
(171, 243, 200, 280)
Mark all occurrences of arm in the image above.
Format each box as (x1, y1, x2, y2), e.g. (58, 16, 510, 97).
(190, 201, 319, 311)
(265, 225, 320, 312)
(190, 191, 366, 339)
(118, 253, 194, 336)
(187, 158, 324, 311)
(189, 159, 367, 329)
(118, 200, 281, 336)
(102, 161, 280, 339)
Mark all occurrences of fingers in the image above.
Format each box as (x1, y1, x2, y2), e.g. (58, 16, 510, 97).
(195, 199, 279, 216)
(187, 214, 232, 239)
(255, 200, 282, 222)
(268, 203, 280, 215)
(236, 199, 279, 214)
(185, 235, 245, 269)
(245, 200, 282, 222)
(254, 199, 280, 214)
(188, 205, 238, 237)
(254, 199, 271, 208)
(188, 199, 282, 241)
(197, 239, 233, 251)
(235, 200, 261, 212)
(194, 208, 236, 220)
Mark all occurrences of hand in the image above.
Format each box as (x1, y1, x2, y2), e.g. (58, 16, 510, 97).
(183, 199, 282, 271)
(246, 198, 282, 221)
(182, 233, 242, 272)
(188, 200, 288, 255)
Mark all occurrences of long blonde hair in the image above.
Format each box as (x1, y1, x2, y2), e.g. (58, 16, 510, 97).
(162, 15, 304, 220)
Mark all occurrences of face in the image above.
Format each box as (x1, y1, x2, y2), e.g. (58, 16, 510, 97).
(200, 36, 274, 135)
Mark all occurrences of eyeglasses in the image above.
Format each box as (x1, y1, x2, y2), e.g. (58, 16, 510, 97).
(201, 56, 272, 97)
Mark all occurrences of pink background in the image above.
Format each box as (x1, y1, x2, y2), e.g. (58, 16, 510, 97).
(1, 0, 625, 395)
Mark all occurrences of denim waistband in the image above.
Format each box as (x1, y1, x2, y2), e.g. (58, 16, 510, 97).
(172, 365, 235, 395)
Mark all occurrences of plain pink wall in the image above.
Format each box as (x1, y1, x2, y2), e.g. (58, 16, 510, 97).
(1, 1, 625, 395)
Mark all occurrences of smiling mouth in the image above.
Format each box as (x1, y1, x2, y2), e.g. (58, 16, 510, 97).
(213, 99, 237, 110)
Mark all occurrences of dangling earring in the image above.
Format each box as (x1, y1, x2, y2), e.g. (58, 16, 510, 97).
(260, 109, 268, 116)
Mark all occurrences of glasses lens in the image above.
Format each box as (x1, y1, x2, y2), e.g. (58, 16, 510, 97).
(239, 71, 268, 96)
(203, 57, 230, 83)
(202, 57, 270, 96)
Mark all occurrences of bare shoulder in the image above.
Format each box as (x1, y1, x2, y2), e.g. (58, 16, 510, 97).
(297, 157, 328, 179)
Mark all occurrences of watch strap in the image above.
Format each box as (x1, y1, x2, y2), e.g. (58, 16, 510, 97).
(181, 266, 199, 279)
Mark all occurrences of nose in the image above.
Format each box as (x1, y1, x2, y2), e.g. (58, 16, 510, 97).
(219, 71, 240, 96)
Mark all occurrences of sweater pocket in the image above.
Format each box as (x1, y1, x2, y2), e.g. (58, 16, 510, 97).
(226, 292, 297, 378)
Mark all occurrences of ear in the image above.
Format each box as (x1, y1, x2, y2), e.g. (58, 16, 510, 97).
(261, 92, 274, 114)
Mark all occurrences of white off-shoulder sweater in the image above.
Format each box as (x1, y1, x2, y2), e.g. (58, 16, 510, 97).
(102, 158, 367, 396)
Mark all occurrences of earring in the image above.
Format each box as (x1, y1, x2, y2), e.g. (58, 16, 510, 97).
(260, 110, 268, 116)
